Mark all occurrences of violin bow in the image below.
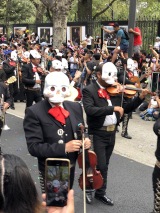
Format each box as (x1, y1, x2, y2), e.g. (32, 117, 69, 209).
(79, 123, 87, 213)
(120, 62, 127, 107)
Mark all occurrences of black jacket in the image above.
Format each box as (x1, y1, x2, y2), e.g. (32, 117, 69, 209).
(3, 60, 16, 79)
(23, 99, 84, 173)
(22, 63, 42, 87)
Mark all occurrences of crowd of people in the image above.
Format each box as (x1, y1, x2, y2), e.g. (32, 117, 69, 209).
(0, 22, 160, 213)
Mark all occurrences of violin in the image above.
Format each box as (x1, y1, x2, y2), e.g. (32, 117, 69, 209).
(77, 125, 103, 192)
(106, 82, 154, 98)
(78, 150, 103, 190)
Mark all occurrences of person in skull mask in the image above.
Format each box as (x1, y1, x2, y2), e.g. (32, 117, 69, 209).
(23, 71, 91, 192)
(82, 62, 149, 205)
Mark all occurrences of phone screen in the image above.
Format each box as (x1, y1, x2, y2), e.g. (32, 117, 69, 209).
(45, 158, 70, 207)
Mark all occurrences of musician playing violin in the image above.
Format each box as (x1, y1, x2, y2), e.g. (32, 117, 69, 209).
(82, 62, 149, 206)
(22, 50, 43, 108)
(23, 71, 91, 193)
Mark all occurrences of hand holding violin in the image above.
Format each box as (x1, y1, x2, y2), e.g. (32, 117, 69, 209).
(65, 140, 82, 152)
(37, 67, 44, 73)
(84, 138, 91, 149)
(139, 88, 150, 99)
(114, 106, 124, 118)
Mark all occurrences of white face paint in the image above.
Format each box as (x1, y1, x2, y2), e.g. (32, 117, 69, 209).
(102, 62, 118, 85)
(43, 72, 70, 103)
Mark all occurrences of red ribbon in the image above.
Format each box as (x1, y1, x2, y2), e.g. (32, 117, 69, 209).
(98, 88, 110, 100)
(48, 106, 70, 125)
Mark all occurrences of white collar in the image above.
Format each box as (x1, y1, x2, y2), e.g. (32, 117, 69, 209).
(96, 80, 105, 89)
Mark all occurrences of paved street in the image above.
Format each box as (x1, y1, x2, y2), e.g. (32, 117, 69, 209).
(1, 102, 157, 213)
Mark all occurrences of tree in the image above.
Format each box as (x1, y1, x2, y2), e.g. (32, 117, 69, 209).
(77, 0, 92, 20)
(29, 0, 45, 23)
(41, 0, 73, 48)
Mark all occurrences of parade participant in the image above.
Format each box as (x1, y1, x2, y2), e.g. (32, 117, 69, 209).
(3, 52, 18, 110)
(23, 71, 91, 192)
(102, 22, 129, 64)
(152, 117, 160, 212)
(0, 78, 11, 138)
(22, 49, 43, 108)
(82, 62, 148, 205)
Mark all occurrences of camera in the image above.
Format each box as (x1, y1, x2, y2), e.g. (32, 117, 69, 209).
(45, 158, 70, 207)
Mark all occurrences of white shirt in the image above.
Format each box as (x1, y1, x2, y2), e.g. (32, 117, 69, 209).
(32, 63, 40, 89)
(96, 81, 117, 126)
(85, 36, 93, 45)
(62, 58, 68, 70)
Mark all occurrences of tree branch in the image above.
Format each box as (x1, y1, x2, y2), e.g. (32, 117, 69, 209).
(93, 0, 117, 20)
(46, 7, 52, 22)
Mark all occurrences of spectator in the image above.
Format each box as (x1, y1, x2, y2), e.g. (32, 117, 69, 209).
(129, 26, 142, 54)
(0, 154, 42, 213)
(102, 22, 129, 64)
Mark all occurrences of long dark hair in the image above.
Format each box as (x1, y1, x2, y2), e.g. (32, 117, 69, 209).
(0, 154, 42, 213)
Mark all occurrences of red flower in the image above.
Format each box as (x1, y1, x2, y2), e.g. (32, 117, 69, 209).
(98, 88, 110, 100)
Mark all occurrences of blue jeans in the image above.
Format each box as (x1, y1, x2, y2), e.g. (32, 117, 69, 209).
(70, 69, 77, 78)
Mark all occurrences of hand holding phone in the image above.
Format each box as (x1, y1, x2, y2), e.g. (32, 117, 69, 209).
(45, 158, 70, 207)
(42, 189, 74, 213)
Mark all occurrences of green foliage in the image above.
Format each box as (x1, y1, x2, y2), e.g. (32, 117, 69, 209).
(0, 0, 160, 25)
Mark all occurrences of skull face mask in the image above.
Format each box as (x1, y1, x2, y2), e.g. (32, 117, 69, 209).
(101, 62, 118, 85)
(43, 72, 70, 103)
(127, 58, 135, 72)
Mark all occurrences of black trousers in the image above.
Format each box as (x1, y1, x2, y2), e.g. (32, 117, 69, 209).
(152, 164, 160, 212)
(92, 130, 116, 196)
(9, 82, 18, 107)
(25, 89, 42, 108)
(0, 119, 3, 155)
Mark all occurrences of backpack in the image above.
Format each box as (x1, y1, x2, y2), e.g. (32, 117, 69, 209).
(122, 29, 130, 40)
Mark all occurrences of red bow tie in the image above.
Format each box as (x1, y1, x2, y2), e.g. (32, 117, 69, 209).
(48, 106, 70, 125)
(98, 88, 110, 100)
(32, 67, 37, 72)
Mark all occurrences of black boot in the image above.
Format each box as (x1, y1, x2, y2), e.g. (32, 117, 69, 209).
(152, 165, 160, 213)
(121, 113, 132, 139)
(86, 189, 94, 204)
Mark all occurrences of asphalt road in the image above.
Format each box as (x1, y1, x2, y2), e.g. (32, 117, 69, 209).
(0, 105, 155, 213)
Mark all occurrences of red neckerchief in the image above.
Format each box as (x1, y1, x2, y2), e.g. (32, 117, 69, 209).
(32, 66, 37, 72)
(48, 106, 70, 125)
(98, 88, 110, 100)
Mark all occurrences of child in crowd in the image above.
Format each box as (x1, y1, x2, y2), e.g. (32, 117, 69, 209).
(140, 95, 160, 121)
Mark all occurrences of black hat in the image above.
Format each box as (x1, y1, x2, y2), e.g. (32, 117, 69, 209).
(153, 119, 160, 136)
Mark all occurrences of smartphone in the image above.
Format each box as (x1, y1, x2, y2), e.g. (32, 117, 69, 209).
(45, 158, 70, 207)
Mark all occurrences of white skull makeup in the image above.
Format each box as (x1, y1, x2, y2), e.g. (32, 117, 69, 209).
(102, 62, 118, 85)
(127, 58, 135, 72)
(43, 72, 70, 103)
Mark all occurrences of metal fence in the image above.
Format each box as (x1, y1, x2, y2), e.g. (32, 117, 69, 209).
(7, 16, 160, 53)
